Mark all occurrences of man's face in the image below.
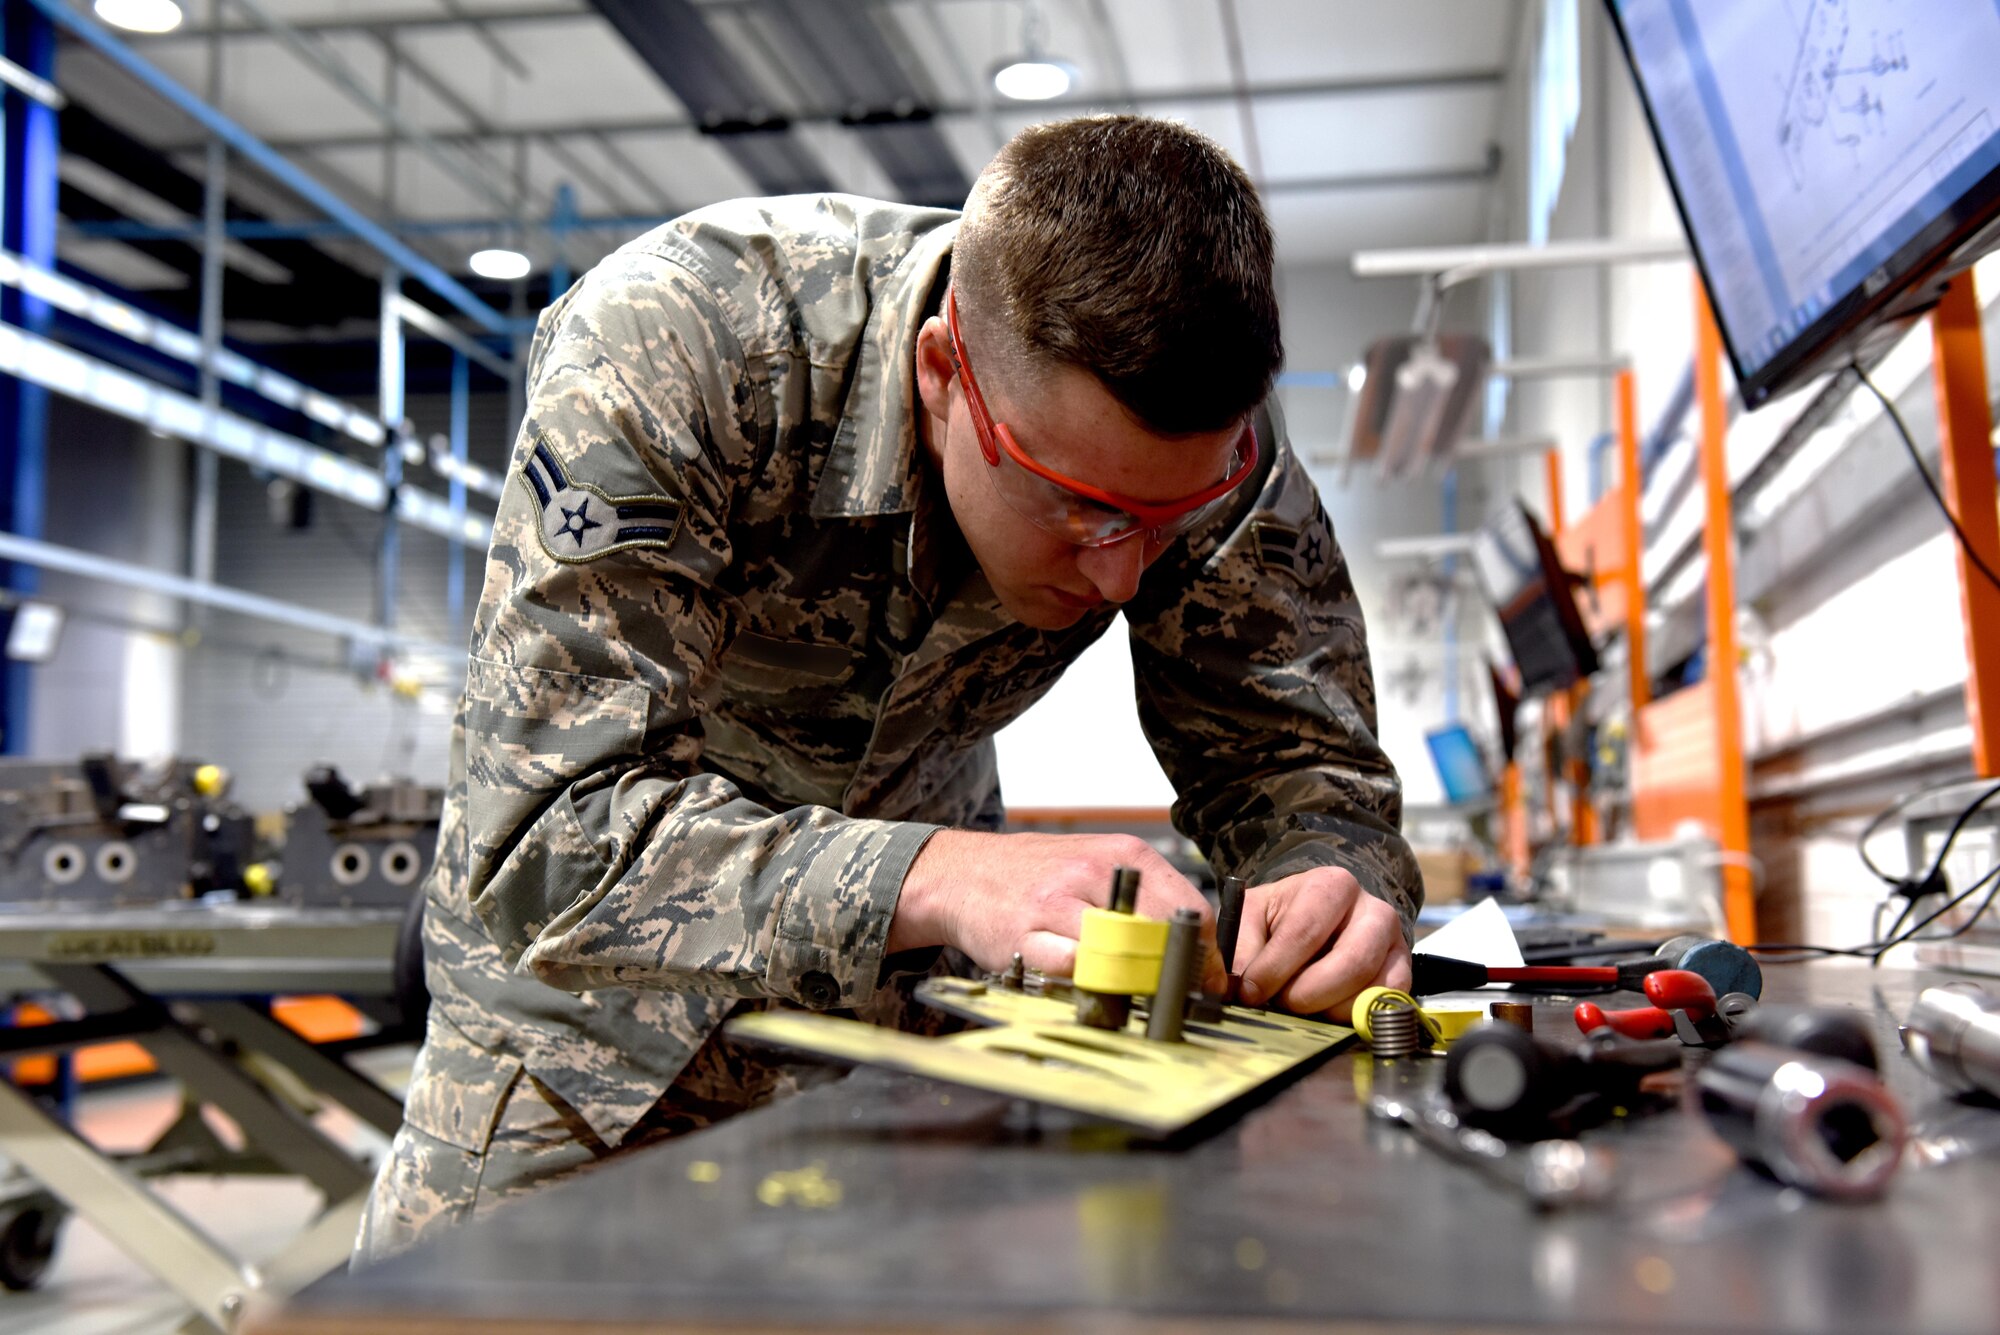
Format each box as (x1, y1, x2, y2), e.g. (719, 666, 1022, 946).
(915, 316, 1248, 630)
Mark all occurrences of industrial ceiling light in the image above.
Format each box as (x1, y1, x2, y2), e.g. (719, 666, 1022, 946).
(93, 0, 183, 34)
(468, 248, 531, 281)
(993, 58, 1073, 101)
(992, 2, 1075, 101)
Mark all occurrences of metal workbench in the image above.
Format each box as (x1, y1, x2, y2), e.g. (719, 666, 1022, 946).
(0, 904, 406, 1333)
(258, 962, 2000, 1334)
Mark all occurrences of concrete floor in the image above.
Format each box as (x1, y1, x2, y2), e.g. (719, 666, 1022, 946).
(0, 1046, 411, 1335)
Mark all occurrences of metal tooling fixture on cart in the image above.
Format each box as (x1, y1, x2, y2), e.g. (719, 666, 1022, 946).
(0, 760, 424, 1327)
(278, 765, 443, 909)
(0, 755, 255, 904)
(0, 907, 408, 1328)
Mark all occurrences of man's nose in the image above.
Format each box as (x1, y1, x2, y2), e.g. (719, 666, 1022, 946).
(1076, 532, 1154, 604)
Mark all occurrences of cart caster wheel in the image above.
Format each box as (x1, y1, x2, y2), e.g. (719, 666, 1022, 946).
(0, 1204, 64, 1291)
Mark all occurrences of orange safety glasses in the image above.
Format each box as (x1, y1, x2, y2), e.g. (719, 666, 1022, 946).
(946, 290, 1258, 547)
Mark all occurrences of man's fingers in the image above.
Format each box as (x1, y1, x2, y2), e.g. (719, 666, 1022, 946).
(1280, 902, 1405, 1019)
(1018, 930, 1078, 979)
(1131, 861, 1208, 922)
(1373, 938, 1414, 994)
(1231, 909, 1269, 988)
(1238, 883, 1351, 1008)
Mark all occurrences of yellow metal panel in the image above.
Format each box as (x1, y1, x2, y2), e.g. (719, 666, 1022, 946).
(728, 977, 1352, 1136)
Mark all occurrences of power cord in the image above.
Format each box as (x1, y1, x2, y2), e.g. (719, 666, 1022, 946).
(1749, 863, 2000, 964)
(1852, 361, 2000, 595)
(1750, 777, 2000, 965)
(1857, 776, 2000, 899)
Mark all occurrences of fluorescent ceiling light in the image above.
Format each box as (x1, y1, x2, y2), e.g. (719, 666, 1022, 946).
(94, 0, 183, 33)
(469, 248, 531, 281)
(993, 59, 1074, 101)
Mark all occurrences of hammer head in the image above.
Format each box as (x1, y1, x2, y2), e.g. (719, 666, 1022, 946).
(1656, 936, 1763, 1000)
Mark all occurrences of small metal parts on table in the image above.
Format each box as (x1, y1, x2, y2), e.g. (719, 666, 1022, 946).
(1443, 1022, 1683, 1140)
(1368, 1090, 1616, 1210)
(1694, 1041, 1906, 1199)
(1351, 986, 1481, 1057)
(1902, 980, 2000, 1100)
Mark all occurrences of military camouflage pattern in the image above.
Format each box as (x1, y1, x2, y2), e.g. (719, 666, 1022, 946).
(359, 192, 1418, 1262)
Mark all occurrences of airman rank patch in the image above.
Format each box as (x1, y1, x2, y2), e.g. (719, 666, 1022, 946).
(519, 437, 683, 563)
(1251, 501, 1336, 588)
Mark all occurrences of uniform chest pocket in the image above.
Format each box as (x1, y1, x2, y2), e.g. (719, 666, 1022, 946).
(719, 630, 859, 707)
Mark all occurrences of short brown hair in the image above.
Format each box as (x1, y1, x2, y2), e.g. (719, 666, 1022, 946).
(953, 115, 1281, 435)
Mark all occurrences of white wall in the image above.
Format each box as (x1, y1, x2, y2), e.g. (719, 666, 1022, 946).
(25, 400, 188, 763)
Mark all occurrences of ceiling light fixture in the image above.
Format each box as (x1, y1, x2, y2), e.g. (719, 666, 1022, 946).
(93, 0, 183, 34)
(992, 2, 1075, 101)
(469, 248, 531, 281)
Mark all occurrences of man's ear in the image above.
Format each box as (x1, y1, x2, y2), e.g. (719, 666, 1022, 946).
(914, 315, 957, 424)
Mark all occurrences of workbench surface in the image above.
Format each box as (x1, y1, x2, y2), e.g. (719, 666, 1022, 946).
(259, 962, 2000, 1334)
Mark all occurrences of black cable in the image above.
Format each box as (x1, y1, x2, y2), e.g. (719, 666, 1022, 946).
(1877, 862, 2000, 951)
(1853, 361, 2000, 595)
(1856, 777, 2000, 891)
(1750, 861, 2000, 965)
(1875, 893, 1917, 948)
(1749, 776, 2000, 963)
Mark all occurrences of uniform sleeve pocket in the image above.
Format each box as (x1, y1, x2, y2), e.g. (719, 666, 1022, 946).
(464, 656, 651, 803)
(462, 655, 650, 919)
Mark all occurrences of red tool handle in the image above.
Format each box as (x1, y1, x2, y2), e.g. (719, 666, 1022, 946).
(1574, 1000, 1677, 1039)
(1483, 965, 1621, 985)
(1574, 971, 1718, 1039)
(1642, 969, 1716, 1018)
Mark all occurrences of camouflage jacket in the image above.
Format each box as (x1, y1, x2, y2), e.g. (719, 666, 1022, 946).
(421, 193, 1421, 1148)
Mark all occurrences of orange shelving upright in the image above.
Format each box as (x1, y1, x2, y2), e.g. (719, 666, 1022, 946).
(1628, 280, 1754, 943)
(1930, 271, 2000, 779)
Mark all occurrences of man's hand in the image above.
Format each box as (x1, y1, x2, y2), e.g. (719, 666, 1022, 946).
(891, 830, 1227, 994)
(1230, 867, 1411, 1021)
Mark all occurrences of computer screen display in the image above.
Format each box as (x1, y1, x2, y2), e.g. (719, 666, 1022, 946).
(1425, 724, 1493, 806)
(1471, 501, 1600, 698)
(1608, 1, 2000, 405)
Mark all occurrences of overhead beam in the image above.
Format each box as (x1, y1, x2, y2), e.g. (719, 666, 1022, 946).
(151, 70, 1509, 156)
(28, 0, 510, 335)
(59, 104, 383, 323)
(221, 0, 519, 220)
(1261, 161, 1497, 195)
(0, 530, 458, 657)
(1354, 236, 1688, 281)
(587, 0, 831, 196)
(758, 0, 968, 207)
(135, 3, 590, 38)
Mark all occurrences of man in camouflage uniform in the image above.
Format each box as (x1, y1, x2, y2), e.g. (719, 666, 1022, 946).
(358, 115, 1421, 1261)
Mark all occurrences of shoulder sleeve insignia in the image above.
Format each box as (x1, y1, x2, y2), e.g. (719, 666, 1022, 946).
(1250, 500, 1336, 588)
(519, 436, 684, 563)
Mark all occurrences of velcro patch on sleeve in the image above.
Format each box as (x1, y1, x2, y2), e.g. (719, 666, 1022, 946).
(1251, 500, 1336, 588)
(519, 437, 684, 563)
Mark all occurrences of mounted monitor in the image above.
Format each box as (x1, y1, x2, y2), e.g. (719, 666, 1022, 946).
(1607, 2, 2000, 406)
(1471, 501, 1600, 698)
(1425, 723, 1494, 807)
